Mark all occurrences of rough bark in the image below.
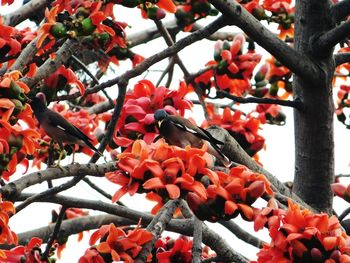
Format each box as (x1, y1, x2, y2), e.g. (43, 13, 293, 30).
(293, 0, 335, 212)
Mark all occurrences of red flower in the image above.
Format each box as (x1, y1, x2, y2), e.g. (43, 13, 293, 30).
(114, 80, 192, 148)
(78, 248, 104, 263)
(88, 222, 153, 262)
(156, 236, 193, 263)
(2, 237, 44, 263)
(255, 200, 350, 262)
(44, 65, 85, 96)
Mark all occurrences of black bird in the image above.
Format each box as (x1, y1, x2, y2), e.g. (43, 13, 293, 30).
(154, 109, 230, 167)
(30, 93, 102, 165)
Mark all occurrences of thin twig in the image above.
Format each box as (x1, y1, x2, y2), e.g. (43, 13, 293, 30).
(216, 89, 303, 109)
(339, 207, 350, 222)
(156, 57, 175, 87)
(154, 19, 209, 118)
(82, 177, 125, 206)
(219, 220, 263, 249)
(70, 55, 114, 105)
(42, 206, 68, 259)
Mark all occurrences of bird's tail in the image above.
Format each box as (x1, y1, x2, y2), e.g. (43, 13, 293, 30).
(207, 143, 231, 167)
(82, 140, 104, 157)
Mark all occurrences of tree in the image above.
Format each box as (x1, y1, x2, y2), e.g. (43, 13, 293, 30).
(0, 0, 350, 262)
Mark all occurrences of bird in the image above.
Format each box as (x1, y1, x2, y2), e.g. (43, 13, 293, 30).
(30, 93, 103, 166)
(154, 109, 231, 167)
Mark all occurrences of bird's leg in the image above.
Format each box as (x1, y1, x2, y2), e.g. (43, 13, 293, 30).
(52, 142, 65, 169)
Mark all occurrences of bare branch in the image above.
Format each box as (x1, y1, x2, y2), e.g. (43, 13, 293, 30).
(0, 161, 116, 201)
(219, 220, 263, 249)
(3, 0, 49, 26)
(339, 207, 350, 222)
(208, 0, 320, 84)
(192, 217, 203, 263)
(10, 36, 39, 72)
(331, 0, 350, 23)
(42, 206, 67, 259)
(13, 214, 135, 247)
(216, 90, 304, 110)
(312, 19, 350, 55)
(334, 52, 350, 66)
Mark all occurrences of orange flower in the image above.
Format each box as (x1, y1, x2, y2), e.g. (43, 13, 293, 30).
(89, 222, 153, 263)
(37, 6, 59, 48)
(114, 80, 192, 147)
(255, 200, 350, 262)
(2, 237, 45, 262)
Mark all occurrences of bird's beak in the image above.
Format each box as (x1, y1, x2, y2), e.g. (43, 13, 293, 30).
(157, 120, 163, 128)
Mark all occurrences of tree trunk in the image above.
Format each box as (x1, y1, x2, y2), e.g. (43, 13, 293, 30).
(293, 0, 335, 213)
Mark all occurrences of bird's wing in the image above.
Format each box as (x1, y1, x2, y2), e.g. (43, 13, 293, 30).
(47, 111, 93, 143)
(169, 116, 224, 145)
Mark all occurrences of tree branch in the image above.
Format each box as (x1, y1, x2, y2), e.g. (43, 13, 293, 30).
(208, 0, 320, 84)
(207, 126, 317, 213)
(42, 206, 67, 259)
(312, 19, 350, 55)
(219, 220, 263, 249)
(192, 216, 203, 263)
(12, 214, 135, 247)
(0, 161, 117, 201)
(216, 90, 304, 109)
(334, 52, 350, 66)
(15, 194, 248, 262)
(331, 0, 350, 23)
(21, 39, 79, 88)
(339, 207, 350, 222)
(3, 0, 49, 26)
(10, 36, 39, 72)
(56, 16, 227, 102)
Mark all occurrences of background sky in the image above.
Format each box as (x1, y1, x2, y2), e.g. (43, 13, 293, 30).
(2, 1, 350, 262)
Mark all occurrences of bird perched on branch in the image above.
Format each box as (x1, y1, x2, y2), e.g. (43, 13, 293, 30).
(154, 109, 231, 167)
(30, 93, 102, 166)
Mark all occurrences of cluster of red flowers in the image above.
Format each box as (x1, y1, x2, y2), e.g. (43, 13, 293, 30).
(113, 80, 192, 148)
(106, 139, 272, 221)
(79, 222, 153, 263)
(2, 237, 47, 263)
(0, 71, 40, 179)
(42, 65, 85, 99)
(154, 236, 217, 262)
(254, 199, 350, 262)
(32, 103, 100, 168)
(195, 34, 262, 96)
(202, 104, 265, 157)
